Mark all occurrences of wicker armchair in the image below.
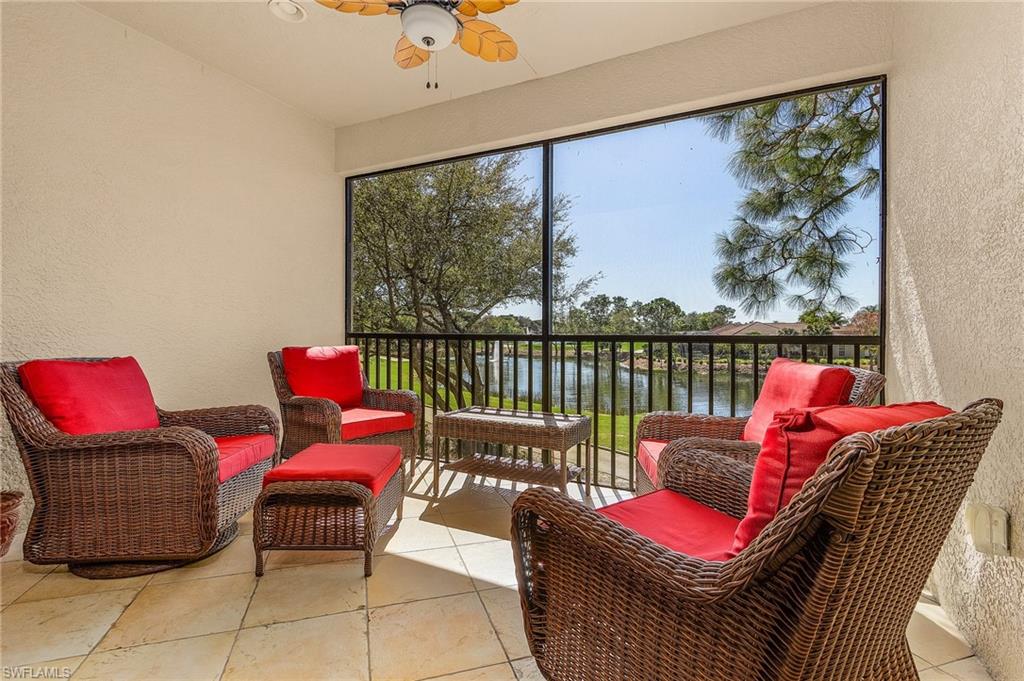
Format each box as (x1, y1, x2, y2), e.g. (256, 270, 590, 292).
(635, 364, 886, 493)
(267, 351, 421, 473)
(0, 359, 279, 578)
(512, 398, 1002, 681)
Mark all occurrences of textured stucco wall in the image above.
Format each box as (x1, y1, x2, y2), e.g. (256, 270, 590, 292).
(886, 4, 1024, 680)
(1, 3, 345, 527)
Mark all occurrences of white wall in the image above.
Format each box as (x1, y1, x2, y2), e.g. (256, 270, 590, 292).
(1, 3, 344, 507)
(332, 3, 1024, 678)
(886, 4, 1024, 679)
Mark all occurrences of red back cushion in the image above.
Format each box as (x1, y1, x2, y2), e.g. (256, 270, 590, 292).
(730, 401, 954, 557)
(18, 357, 160, 435)
(281, 346, 364, 408)
(741, 358, 856, 443)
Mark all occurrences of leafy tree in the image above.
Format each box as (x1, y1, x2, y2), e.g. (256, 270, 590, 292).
(799, 309, 847, 335)
(478, 315, 539, 334)
(684, 304, 736, 331)
(706, 83, 881, 315)
(351, 152, 593, 335)
(351, 151, 594, 406)
(634, 297, 684, 334)
(578, 295, 615, 331)
(848, 305, 881, 335)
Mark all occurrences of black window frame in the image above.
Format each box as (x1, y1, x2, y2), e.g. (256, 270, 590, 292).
(344, 74, 887, 363)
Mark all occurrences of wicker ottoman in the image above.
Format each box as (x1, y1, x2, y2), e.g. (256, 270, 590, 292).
(253, 443, 404, 577)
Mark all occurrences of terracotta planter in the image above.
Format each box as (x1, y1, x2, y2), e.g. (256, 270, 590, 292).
(0, 491, 24, 558)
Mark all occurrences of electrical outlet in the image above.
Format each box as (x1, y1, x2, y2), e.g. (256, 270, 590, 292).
(990, 506, 1011, 556)
(967, 503, 1011, 556)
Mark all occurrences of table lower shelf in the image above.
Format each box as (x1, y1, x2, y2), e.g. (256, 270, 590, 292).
(443, 453, 585, 488)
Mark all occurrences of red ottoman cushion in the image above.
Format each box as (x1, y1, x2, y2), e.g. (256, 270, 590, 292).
(731, 401, 954, 557)
(282, 346, 364, 408)
(598, 489, 739, 561)
(18, 357, 160, 435)
(741, 358, 856, 443)
(215, 434, 277, 483)
(264, 443, 402, 496)
(342, 407, 415, 440)
(636, 439, 669, 485)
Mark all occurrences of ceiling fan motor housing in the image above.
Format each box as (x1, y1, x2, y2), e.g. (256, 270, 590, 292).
(401, 0, 460, 51)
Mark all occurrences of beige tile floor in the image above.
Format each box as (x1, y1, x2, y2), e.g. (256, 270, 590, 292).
(0, 462, 994, 681)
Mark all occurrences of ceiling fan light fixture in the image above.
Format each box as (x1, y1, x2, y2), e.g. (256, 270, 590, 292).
(268, 0, 307, 23)
(401, 3, 458, 51)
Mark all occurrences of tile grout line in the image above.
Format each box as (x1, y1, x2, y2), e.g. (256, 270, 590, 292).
(66, 578, 154, 673)
(366, 518, 376, 681)
(215, 574, 260, 680)
(4, 563, 59, 606)
(416, 661, 514, 681)
(453, 537, 515, 669)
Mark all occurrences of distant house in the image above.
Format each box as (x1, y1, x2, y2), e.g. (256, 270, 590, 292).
(710, 321, 868, 359)
(709, 321, 808, 336)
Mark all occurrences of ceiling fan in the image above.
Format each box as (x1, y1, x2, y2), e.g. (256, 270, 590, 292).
(315, 0, 518, 75)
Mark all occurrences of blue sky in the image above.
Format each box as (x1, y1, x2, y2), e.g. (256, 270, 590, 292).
(500, 113, 880, 323)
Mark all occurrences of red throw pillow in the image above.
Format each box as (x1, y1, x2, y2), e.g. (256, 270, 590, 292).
(18, 357, 160, 435)
(281, 346, 364, 408)
(730, 401, 953, 557)
(741, 358, 856, 443)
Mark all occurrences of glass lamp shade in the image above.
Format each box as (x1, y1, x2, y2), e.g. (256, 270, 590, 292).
(400, 3, 458, 51)
(267, 0, 307, 23)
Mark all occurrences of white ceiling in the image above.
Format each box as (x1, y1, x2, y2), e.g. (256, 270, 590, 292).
(86, 1, 809, 128)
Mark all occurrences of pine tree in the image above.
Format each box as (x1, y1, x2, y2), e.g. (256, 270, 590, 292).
(705, 83, 881, 315)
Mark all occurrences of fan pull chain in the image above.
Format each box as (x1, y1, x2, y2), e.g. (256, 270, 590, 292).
(426, 52, 440, 90)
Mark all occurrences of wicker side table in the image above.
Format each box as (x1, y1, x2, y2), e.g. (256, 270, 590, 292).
(253, 446, 404, 577)
(432, 407, 592, 497)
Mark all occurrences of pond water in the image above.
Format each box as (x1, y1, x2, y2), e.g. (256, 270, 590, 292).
(474, 355, 755, 417)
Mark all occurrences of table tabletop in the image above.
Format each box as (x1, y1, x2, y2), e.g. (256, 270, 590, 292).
(432, 407, 592, 451)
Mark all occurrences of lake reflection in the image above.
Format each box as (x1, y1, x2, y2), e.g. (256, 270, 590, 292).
(474, 355, 755, 417)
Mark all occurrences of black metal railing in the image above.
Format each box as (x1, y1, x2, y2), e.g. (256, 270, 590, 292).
(347, 331, 882, 491)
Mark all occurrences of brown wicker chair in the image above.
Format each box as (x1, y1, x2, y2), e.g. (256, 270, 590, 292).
(0, 358, 279, 578)
(512, 398, 1002, 681)
(267, 351, 421, 474)
(635, 364, 886, 494)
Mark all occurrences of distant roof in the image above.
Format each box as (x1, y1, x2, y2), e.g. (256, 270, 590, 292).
(710, 322, 808, 336)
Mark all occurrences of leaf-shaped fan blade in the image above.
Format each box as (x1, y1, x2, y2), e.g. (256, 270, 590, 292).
(317, 0, 393, 16)
(457, 0, 518, 17)
(394, 35, 430, 69)
(458, 19, 518, 62)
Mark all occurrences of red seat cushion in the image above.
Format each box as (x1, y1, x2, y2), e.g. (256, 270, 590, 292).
(18, 357, 160, 435)
(741, 358, 856, 443)
(341, 407, 414, 441)
(731, 401, 954, 557)
(263, 443, 402, 496)
(598, 489, 740, 561)
(215, 434, 276, 483)
(636, 439, 669, 485)
(282, 346, 364, 409)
